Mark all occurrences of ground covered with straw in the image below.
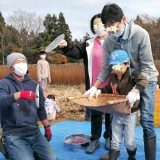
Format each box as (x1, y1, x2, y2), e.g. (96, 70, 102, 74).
(44, 84, 86, 123)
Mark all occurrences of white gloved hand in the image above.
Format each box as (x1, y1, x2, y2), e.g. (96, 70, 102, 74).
(58, 40, 67, 48)
(126, 88, 140, 108)
(84, 86, 97, 99)
(95, 89, 101, 98)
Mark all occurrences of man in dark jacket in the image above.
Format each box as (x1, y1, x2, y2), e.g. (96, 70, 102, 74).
(0, 52, 56, 160)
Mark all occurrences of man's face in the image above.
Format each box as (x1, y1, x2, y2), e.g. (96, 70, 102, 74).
(11, 57, 28, 77)
(11, 58, 27, 72)
(105, 16, 126, 34)
(12, 58, 27, 66)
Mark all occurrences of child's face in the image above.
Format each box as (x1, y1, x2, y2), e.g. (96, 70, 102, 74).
(40, 54, 46, 60)
(111, 63, 128, 78)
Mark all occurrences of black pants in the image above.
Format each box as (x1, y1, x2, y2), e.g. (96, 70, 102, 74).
(90, 110, 111, 140)
(85, 108, 91, 119)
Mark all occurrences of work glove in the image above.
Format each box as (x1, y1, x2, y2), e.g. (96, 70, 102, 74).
(84, 86, 97, 99)
(20, 91, 36, 101)
(95, 89, 101, 98)
(44, 126, 52, 141)
(126, 88, 140, 108)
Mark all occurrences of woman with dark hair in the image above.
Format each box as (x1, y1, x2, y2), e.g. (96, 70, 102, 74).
(59, 13, 111, 154)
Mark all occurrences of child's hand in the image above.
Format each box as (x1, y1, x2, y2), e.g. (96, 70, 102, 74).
(48, 79, 51, 84)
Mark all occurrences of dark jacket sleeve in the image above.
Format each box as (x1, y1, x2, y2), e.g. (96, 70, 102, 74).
(37, 86, 47, 120)
(0, 79, 15, 111)
(134, 75, 149, 92)
(61, 42, 87, 60)
(101, 86, 112, 94)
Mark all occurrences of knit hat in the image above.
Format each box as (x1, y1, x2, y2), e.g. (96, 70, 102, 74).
(7, 52, 26, 68)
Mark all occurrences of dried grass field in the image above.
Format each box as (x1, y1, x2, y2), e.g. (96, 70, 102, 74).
(0, 63, 85, 85)
(1, 61, 160, 85)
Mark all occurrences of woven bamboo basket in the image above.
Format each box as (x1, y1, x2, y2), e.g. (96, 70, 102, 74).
(69, 94, 130, 115)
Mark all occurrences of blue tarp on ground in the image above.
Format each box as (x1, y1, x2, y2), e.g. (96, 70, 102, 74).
(0, 121, 159, 160)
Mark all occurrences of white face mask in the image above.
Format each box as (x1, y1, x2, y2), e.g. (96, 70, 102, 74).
(13, 63, 28, 76)
(40, 55, 46, 59)
(113, 28, 124, 38)
(94, 27, 106, 36)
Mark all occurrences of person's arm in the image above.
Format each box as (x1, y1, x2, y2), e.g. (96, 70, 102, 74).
(47, 62, 51, 83)
(53, 101, 61, 113)
(126, 29, 155, 105)
(37, 86, 47, 120)
(0, 80, 15, 111)
(126, 74, 148, 108)
(101, 79, 112, 94)
(93, 80, 102, 88)
(97, 39, 112, 84)
(0, 79, 36, 111)
(134, 74, 149, 92)
(41, 119, 50, 128)
(41, 118, 52, 141)
(37, 86, 52, 141)
(59, 40, 86, 60)
(94, 79, 112, 97)
(138, 29, 158, 81)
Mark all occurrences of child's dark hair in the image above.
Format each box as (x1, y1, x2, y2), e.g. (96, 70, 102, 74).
(39, 51, 46, 55)
(90, 13, 101, 34)
(101, 3, 124, 26)
(47, 94, 55, 100)
(37, 51, 46, 60)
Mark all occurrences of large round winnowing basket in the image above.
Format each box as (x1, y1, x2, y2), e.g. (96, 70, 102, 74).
(69, 94, 130, 115)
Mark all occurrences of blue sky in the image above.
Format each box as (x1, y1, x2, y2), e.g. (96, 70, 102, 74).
(0, 0, 160, 40)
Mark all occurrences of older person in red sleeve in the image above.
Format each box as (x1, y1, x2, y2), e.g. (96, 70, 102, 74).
(0, 52, 56, 160)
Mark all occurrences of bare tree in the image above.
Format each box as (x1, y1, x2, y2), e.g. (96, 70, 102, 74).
(8, 9, 44, 51)
(8, 9, 44, 35)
